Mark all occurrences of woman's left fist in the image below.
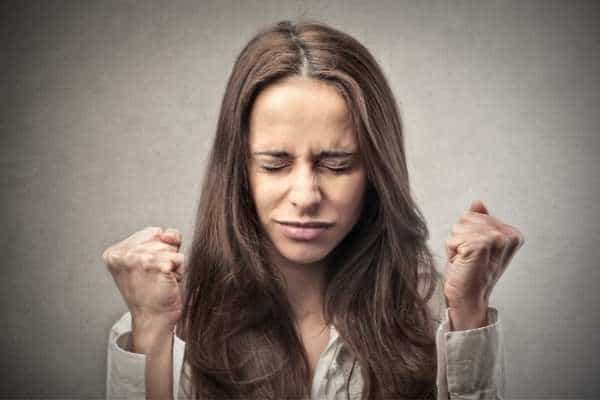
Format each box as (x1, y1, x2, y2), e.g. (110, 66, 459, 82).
(444, 199, 525, 315)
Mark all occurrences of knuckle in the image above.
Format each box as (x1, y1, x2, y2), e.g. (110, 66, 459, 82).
(513, 228, 525, 247)
(158, 261, 173, 274)
(146, 226, 163, 235)
(488, 229, 504, 244)
(103, 248, 118, 271)
(165, 228, 182, 242)
(140, 252, 156, 266)
(510, 233, 522, 248)
(467, 239, 486, 253)
(459, 243, 475, 257)
(504, 225, 524, 248)
(471, 240, 484, 252)
(481, 236, 493, 249)
(506, 225, 525, 244)
(101, 247, 111, 264)
(104, 246, 126, 270)
(123, 249, 141, 271)
(490, 229, 503, 239)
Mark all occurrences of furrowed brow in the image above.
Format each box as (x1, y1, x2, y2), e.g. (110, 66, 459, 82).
(252, 150, 356, 158)
(252, 151, 291, 157)
(318, 150, 356, 158)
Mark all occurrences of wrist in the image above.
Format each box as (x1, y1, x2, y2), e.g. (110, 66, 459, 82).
(131, 314, 176, 354)
(447, 301, 489, 331)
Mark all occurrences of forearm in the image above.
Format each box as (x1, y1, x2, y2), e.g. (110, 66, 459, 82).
(448, 305, 488, 330)
(140, 330, 174, 400)
(129, 317, 176, 400)
(446, 295, 488, 331)
(436, 307, 505, 399)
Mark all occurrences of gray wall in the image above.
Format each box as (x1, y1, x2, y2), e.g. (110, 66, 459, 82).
(2, 0, 598, 398)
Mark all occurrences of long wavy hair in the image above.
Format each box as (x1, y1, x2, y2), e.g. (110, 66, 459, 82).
(178, 19, 440, 399)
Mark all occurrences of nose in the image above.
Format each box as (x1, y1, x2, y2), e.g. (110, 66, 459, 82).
(289, 163, 322, 212)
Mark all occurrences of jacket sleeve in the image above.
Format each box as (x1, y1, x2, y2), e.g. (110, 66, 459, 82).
(427, 276, 506, 400)
(105, 311, 187, 399)
(436, 307, 505, 400)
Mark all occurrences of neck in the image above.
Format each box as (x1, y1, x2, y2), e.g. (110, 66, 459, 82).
(270, 251, 328, 325)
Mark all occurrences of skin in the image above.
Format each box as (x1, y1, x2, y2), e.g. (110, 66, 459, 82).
(444, 199, 525, 329)
(105, 77, 525, 399)
(103, 226, 184, 399)
(247, 75, 368, 325)
(247, 75, 369, 379)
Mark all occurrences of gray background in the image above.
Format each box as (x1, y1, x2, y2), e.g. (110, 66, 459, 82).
(2, 0, 599, 398)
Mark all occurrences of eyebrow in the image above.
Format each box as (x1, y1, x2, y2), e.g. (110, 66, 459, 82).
(252, 150, 356, 158)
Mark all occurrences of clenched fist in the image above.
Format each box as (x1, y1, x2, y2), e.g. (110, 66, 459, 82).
(102, 226, 186, 351)
(444, 200, 525, 330)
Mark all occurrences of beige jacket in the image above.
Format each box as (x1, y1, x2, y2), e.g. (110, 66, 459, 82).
(106, 283, 505, 399)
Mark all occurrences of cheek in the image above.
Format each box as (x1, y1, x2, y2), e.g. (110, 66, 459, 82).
(329, 176, 367, 220)
(249, 175, 279, 216)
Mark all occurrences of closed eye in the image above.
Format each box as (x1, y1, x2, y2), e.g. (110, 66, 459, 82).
(320, 161, 353, 172)
(260, 164, 352, 174)
(323, 165, 351, 173)
(260, 164, 287, 172)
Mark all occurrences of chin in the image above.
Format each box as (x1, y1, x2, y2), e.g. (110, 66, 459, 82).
(276, 243, 331, 265)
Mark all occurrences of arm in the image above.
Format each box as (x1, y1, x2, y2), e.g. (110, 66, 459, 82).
(139, 329, 175, 400)
(106, 312, 187, 400)
(435, 307, 505, 400)
(434, 200, 522, 398)
(103, 227, 188, 399)
(426, 274, 505, 400)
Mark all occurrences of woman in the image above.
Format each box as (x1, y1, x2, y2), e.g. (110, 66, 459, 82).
(104, 20, 524, 399)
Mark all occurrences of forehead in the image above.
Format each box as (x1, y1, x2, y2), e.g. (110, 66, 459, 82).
(248, 76, 357, 150)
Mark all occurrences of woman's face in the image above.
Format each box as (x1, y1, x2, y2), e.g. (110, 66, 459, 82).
(247, 76, 367, 267)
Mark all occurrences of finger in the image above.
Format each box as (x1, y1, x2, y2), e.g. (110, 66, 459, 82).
(445, 234, 464, 264)
(155, 252, 185, 274)
(451, 226, 506, 254)
(445, 237, 457, 262)
(445, 234, 465, 264)
(496, 227, 522, 268)
(459, 212, 510, 233)
(145, 240, 181, 253)
(171, 253, 186, 282)
(126, 226, 163, 245)
(468, 199, 490, 215)
(172, 253, 186, 276)
(160, 229, 182, 246)
(498, 224, 525, 250)
(451, 221, 493, 235)
(164, 227, 181, 240)
(445, 233, 490, 265)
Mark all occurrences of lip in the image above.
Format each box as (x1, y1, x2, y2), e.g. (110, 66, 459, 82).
(276, 221, 332, 241)
(276, 220, 334, 228)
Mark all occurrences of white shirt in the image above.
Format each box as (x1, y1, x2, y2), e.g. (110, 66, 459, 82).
(106, 307, 505, 399)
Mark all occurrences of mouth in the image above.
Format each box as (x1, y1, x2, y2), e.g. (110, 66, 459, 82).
(276, 221, 332, 241)
(276, 220, 334, 228)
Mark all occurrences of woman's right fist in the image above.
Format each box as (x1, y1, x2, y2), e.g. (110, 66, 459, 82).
(102, 226, 185, 334)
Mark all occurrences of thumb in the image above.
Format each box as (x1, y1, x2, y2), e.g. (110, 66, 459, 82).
(160, 230, 182, 247)
(469, 199, 489, 215)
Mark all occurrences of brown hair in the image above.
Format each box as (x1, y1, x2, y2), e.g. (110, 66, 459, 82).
(178, 19, 439, 399)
